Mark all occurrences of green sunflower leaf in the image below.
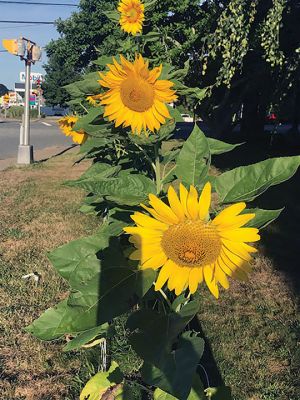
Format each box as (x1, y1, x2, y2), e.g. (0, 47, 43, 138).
(154, 375, 206, 399)
(75, 72, 101, 95)
(142, 331, 205, 400)
(65, 163, 121, 187)
(73, 173, 156, 206)
(204, 386, 233, 400)
(207, 138, 244, 155)
(93, 55, 114, 67)
(77, 136, 112, 154)
(215, 156, 300, 203)
(73, 107, 104, 131)
(47, 221, 125, 289)
(63, 323, 112, 352)
(176, 124, 210, 186)
(127, 300, 201, 363)
(244, 207, 284, 229)
(103, 10, 120, 23)
(26, 219, 156, 341)
(168, 106, 184, 122)
(26, 247, 155, 340)
(80, 361, 124, 400)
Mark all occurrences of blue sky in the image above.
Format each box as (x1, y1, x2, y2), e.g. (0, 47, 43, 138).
(0, 0, 78, 89)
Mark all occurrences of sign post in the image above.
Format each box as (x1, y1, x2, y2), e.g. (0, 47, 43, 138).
(2, 37, 42, 165)
(3, 94, 9, 119)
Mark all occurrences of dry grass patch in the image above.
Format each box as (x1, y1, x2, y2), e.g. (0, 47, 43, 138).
(0, 151, 100, 399)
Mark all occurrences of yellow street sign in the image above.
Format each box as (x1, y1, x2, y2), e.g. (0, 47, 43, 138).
(2, 39, 18, 55)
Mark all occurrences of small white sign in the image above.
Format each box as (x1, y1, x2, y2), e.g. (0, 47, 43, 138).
(19, 72, 43, 83)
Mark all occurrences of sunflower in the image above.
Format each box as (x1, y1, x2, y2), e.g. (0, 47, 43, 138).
(58, 115, 87, 145)
(86, 94, 103, 106)
(99, 54, 177, 134)
(124, 183, 260, 298)
(118, 0, 145, 35)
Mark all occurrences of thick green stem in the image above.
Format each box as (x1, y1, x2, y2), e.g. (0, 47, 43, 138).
(158, 288, 172, 309)
(154, 143, 161, 195)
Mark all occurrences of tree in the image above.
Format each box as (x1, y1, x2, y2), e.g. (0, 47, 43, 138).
(0, 84, 8, 97)
(43, 0, 221, 106)
(198, 0, 300, 138)
(43, 0, 123, 106)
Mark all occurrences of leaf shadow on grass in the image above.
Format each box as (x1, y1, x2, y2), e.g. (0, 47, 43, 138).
(212, 134, 300, 298)
(35, 145, 77, 164)
(189, 316, 225, 389)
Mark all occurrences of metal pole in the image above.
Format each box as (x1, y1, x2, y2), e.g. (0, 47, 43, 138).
(38, 92, 41, 118)
(24, 59, 31, 146)
(17, 59, 33, 164)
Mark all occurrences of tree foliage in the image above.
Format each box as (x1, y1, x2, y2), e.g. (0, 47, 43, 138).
(43, 0, 221, 106)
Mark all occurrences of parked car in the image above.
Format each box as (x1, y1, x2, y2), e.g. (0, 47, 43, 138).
(41, 106, 69, 116)
(265, 113, 278, 123)
(181, 113, 194, 122)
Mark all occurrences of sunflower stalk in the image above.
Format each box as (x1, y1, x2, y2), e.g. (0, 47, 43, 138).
(154, 142, 162, 194)
(158, 288, 172, 309)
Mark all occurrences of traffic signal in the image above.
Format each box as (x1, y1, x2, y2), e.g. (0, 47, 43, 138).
(2, 39, 18, 55)
(2, 38, 25, 56)
(3, 94, 9, 103)
(32, 45, 42, 62)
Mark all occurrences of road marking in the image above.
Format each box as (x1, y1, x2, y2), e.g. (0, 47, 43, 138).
(41, 122, 52, 127)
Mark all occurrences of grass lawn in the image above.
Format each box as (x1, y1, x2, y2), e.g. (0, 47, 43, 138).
(0, 151, 100, 399)
(0, 143, 299, 399)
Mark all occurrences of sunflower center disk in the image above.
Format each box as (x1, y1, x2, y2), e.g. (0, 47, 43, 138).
(120, 76, 154, 112)
(161, 221, 222, 267)
(127, 8, 138, 21)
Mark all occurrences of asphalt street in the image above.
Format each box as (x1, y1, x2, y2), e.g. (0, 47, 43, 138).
(0, 120, 73, 160)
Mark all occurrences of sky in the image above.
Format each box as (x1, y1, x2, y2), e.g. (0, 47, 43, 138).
(0, 0, 78, 89)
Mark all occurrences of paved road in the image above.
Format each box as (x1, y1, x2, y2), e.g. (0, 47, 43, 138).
(0, 120, 73, 160)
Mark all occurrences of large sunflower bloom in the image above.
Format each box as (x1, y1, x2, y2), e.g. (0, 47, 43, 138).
(124, 183, 260, 298)
(58, 116, 87, 145)
(99, 54, 177, 135)
(118, 0, 145, 35)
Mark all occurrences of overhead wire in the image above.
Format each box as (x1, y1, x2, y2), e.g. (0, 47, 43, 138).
(0, 1, 78, 6)
(0, 20, 55, 24)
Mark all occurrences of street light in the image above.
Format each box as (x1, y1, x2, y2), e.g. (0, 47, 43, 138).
(2, 37, 42, 164)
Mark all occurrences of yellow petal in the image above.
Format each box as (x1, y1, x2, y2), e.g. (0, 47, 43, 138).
(215, 213, 256, 230)
(214, 265, 229, 289)
(188, 267, 203, 294)
(179, 183, 189, 217)
(174, 267, 190, 296)
(154, 260, 174, 291)
(141, 252, 168, 270)
(220, 228, 260, 242)
(140, 203, 172, 225)
(131, 212, 168, 231)
(199, 182, 211, 220)
(204, 265, 219, 298)
(124, 226, 163, 238)
(222, 239, 252, 262)
(212, 202, 246, 226)
(186, 185, 199, 220)
(167, 186, 185, 221)
(129, 249, 141, 260)
(148, 194, 179, 224)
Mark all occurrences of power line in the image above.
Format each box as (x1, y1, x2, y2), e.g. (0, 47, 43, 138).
(0, 1, 78, 6)
(0, 20, 55, 24)
(0, 24, 43, 28)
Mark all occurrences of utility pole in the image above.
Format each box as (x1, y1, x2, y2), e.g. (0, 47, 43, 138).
(2, 37, 42, 164)
(23, 59, 31, 147)
(36, 78, 41, 119)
